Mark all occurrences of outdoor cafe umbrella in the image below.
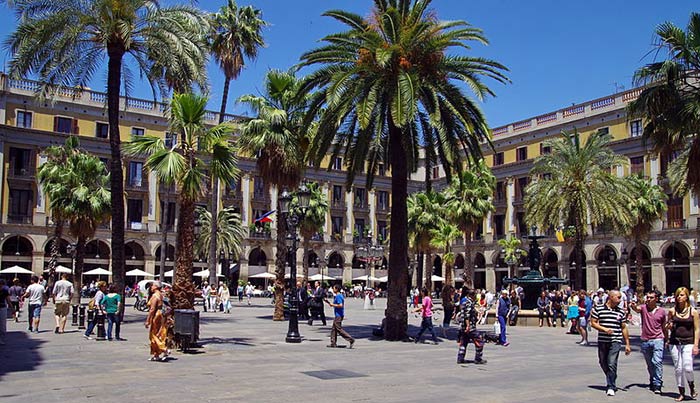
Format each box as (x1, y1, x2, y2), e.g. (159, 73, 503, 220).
(126, 269, 154, 277)
(0, 265, 34, 275)
(249, 272, 277, 279)
(164, 270, 174, 278)
(83, 268, 113, 276)
(284, 273, 304, 279)
(193, 269, 225, 278)
(44, 265, 72, 274)
(377, 275, 389, 282)
(308, 273, 337, 281)
(430, 275, 445, 282)
(353, 275, 380, 282)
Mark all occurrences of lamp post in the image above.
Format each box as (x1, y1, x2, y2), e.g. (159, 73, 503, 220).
(278, 183, 311, 343)
(356, 231, 384, 289)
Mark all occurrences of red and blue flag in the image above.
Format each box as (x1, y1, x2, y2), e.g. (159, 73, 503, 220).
(255, 210, 275, 224)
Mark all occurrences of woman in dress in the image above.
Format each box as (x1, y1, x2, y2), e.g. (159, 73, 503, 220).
(145, 281, 169, 361)
(220, 283, 231, 313)
(667, 287, 700, 401)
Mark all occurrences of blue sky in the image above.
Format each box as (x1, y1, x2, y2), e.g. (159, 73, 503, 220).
(0, 1, 695, 127)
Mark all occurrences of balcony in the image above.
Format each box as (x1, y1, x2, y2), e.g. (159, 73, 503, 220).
(7, 214, 32, 224)
(353, 201, 368, 212)
(331, 233, 343, 243)
(252, 191, 268, 202)
(376, 203, 390, 213)
(8, 166, 35, 179)
(249, 228, 272, 239)
(331, 199, 345, 209)
(310, 233, 324, 242)
(127, 221, 144, 231)
(126, 177, 148, 191)
(493, 197, 506, 208)
(663, 219, 687, 230)
(158, 224, 175, 232)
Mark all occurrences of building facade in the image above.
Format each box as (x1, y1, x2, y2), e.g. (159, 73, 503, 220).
(0, 73, 698, 294)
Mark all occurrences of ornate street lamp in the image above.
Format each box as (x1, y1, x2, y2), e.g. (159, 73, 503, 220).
(279, 183, 311, 343)
(355, 231, 384, 289)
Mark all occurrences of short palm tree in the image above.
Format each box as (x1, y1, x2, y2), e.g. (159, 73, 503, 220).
(429, 219, 460, 304)
(497, 235, 527, 281)
(445, 160, 495, 288)
(525, 130, 634, 290)
(628, 12, 700, 196)
(38, 136, 111, 305)
(237, 69, 310, 321)
(124, 93, 238, 309)
(622, 175, 667, 299)
(6, 0, 209, 304)
(298, 0, 509, 340)
(292, 183, 329, 282)
(407, 191, 443, 290)
(194, 206, 246, 263)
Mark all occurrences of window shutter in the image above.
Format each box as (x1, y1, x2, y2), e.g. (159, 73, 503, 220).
(53, 116, 59, 132)
(72, 119, 79, 134)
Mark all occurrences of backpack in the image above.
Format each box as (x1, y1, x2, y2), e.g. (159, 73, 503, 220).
(88, 297, 96, 311)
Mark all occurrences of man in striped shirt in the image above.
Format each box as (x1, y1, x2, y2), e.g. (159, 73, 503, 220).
(591, 290, 632, 396)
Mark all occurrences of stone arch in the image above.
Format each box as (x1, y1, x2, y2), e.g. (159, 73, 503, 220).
(125, 241, 146, 260)
(306, 250, 319, 269)
(433, 254, 443, 277)
(542, 248, 559, 278)
(124, 239, 149, 257)
(663, 241, 691, 295)
(595, 244, 619, 290)
(474, 253, 486, 269)
(629, 245, 652, 293)
(473, 253, 486, 290)
(85, 240, 111, 260)
(43, 237, 70, 256)
(568, 249, 587, 290)
(1, 235, 35, 256)
(154, 243, 176, 261)
(248, 247, 267, 267)
(595, 244, 619, 266)
(327, 251, 344, 269)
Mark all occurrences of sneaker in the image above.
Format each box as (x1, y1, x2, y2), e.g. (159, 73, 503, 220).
(326, 344, 338, 348)
(474, 359, 487, 365)
(83, 335, 93, 340)
(349, 340, 355, 349)
(653, 387, 662, 395)
(54, 327, 59, 334)
(606, 389, 615, 396)
(502, 342, 510, 347)
(431, 341, 439, 345)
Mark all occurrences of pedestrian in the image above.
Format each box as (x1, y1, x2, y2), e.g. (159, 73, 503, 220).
(508, 290, 521, 326)
(0, 279, 11, 345)
(145, 281, 169, 361)
(666, 286, 700, 401)
(237, 283, 244, 302)
(537, 290, 552, 327)
(8, 278, 23, 323)
(245, 282, 254, 305)
(325, 284, 355, 348)
(578, 289, 592, 345)
(209, 282, 219, 312)
(441, 285, 455, 338)
(83, 281, 106, 340)
(495, 290, 510, 346)
(551, 290, 566, 327)
(101, 284, 123, 341)
(308, 281, 327, 326)
(629, 289, 667, 394)
(456, 287, 486, 364)
(566, 292, 579, 334)
(51, 273, 74, 334)
(201, 282, 210, 312)
(590, 290, 632, 397)
(23, 275, 46, 333)
(413, 287, 438, 345)
(220, 283, 231, 313)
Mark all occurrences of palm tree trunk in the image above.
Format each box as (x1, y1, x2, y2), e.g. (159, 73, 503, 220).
(424, 251, 432, 292)
(208, 176, 220, 287)
(173, 195, 196, 309)
(384, 122, 409, 341)
(219, 77, 231, 122)
(47, 220, 64, 292)
(107, 46, 126, 317)
(273, 214, 288, 321)
(463, 229, 474, 288)
(416, 251, 424, 290)
(159, 188, 169, 283)
(71, 236, 86, 306)
(574, 226, 585, 291)
(635, 238, 645, 301)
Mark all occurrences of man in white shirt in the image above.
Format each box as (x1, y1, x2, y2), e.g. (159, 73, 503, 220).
(52, 273, 74, 334)
(201, 282, 211, 312)
(22, 275, 46, 333)
(245, 282, 255, 305)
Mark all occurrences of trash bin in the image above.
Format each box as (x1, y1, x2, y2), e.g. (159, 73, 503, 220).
(174, 309, 199, 351)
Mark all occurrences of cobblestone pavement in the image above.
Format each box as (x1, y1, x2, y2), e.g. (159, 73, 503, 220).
(0, 297, 692, 402)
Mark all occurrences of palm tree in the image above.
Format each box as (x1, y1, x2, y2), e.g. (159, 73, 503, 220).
(124, 93, 238, 309)
(429, 219, 460, 305)
(497, 235, 527, 282)
(525, 130, 634, 290)
(291, 183, 329, 282)
(298, 0, 509, 340)
(237, 69, 310, 321)
(208, 0, 267, 288)
(194, 206, 246, 264)
(38, 136, 111, 305)
(628, 12, 700, 196)
(445, 160, 495, 288)
(407, 191, 443, 290)
(6, 0, 209, 307)
(622, 175, 667, 300)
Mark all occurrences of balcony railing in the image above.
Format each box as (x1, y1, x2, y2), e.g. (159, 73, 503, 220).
(127, 221, 144, 231)
(663, 219, 687, 230)
(8, 166, 35, 178)
(7, 214, 32, 224)
(331, 199, 345, 208)
(310, 233, 324, 242)
(127, 177, 147, 189)
(249, 229, 271, 239)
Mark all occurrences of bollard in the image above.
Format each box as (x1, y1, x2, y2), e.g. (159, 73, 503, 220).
(79, 306, 87, 330)
(72, 305, 79, 326)
(96, 314, 106, 341)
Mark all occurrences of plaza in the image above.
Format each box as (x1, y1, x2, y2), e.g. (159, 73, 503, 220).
(0, 297, 689, 402)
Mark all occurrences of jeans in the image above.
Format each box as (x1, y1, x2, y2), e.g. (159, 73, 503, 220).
(106, 313, 120, 340)
(415, 316, 438, 343)
(443, 307, 454, 328)
(641, 339, 664, 388)
(498, 315, 507, 344)
(598, 341, 622, 390)
(551, 308, 565, 326)
(0, 307, 7, 343)
(85, 312, 100, 336)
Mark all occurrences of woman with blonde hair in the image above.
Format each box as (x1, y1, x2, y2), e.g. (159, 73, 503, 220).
(667, 286, 700, 401)
(145, 281, 169, 361)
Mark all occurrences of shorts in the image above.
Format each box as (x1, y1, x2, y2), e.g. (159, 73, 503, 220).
(30, 304, 42, 318)
(11, 301, 20, 313)
(578, 316, 587, 327)
(54, 301, 70, 316)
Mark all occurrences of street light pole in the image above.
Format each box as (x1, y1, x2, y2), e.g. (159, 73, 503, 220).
(279, 184, 311, 344)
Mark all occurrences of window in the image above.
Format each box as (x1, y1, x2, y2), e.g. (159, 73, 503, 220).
(493, 152, 504, 166)
(378, 163, 386, 176)
(159, 201, 176, 229)
(630, 120, 642, 138)
(354, 219, 365, 238)
(8, 189, 32, 222)
(332, 157, 343, 170)
(9, 147, 32, 176)
(378, 221, 388, 242)
(495, 181, 505, 202)
(377, 191, 389, 211)
(516, 146, 528, 161)
(54, 116, 74, 134)
(666, 197, 684, 229)
(253, 177, 265, 199)
(331, 216, 343, 236)
(597, 127, 610, 136)
(96, 122, 109, 138)
(127, 199, 143, 230)
(516, 212, 528, 236)
(354, 188, 366, 208)
(128, 162, 143, 187)
(540, 143, 551, 155)
(494, 215, 505, 239)
(165, 132, 177, 148)
(630, 156, 644, 175)
(474, 223, 484, 240)
(432, 166, 440, 179)
(16, 111, 32, 128)
(332, 185, 344, 206)
(515, 177, 529, 201)
(131, 127, 145, 136)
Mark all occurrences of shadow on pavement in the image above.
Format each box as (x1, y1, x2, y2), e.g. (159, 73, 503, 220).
(0, 330, 45, 381)
(198, 336, 255, 347)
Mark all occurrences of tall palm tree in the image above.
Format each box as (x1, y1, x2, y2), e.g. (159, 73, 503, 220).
(38, 136, 111, 305)
(6, 0, 209, 308)
(622, 175, 667, 299)
(124, 93, 238, 309)
(628, 12, 700, 196)
(429, 219, 460, 305)
(525, 130, 634, 290)
(237, 69, 310, 321)
(497, 235, 527, 281)
(194, 206, 246, 264)
(407, 191, 443, 290)
(298, 0, 509, 340)
(292, 183, 329, 282)
(445, 159, 495, 288)
(208, 0, 267, 288)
